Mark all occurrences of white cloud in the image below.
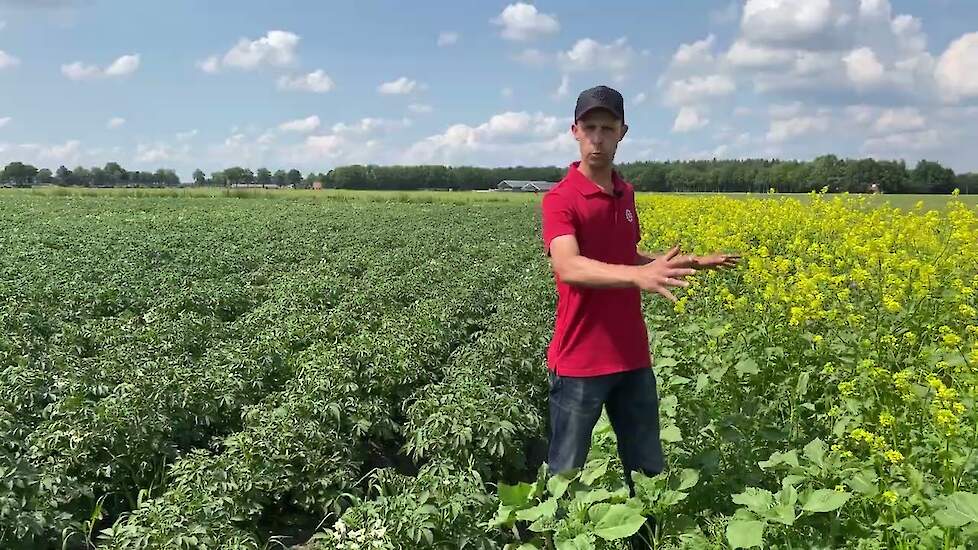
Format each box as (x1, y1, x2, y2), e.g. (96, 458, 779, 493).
(558, 37, 635, 78)
(278, 115, 321, 133)
(107, 117, 126, 129)
(859, 0, 891, 20)
(331, 117, 410, 136)
(135, 143, 173, 163)
(873, 107, 925, 133)
(843, 47, 885, 87)
(672, 34, 716, 67)
(409, 103, 433, 114)
(197, 55, 220, 74)
(176, 129, 198, 141)
(437, 31, 459, 47)
(633, 92, 648, 105)
(20, 139, 84, 165)
(741, 0, 835, 46)
(554, 74, 570, 99)
(672, 106, 709, 133)
(0, 117, 10, 128)
(664, 74, 736, 106)
(199, 30, 299, 73)
(845, 104, 876, 124)
(0, 50, 20, 69)
(403, 111, 572, 165)
(277, 69, 335, 93)
(725, 39, 793, 68)
(491, 2, 559, 41)
(935, 32, 978, 102)
(863, 128, 940, 151)
(378, 76, 419, 95)
(223, 30, 299, 70)
(61, 54, 140, 80)
(768, 101, 804, 118)
(766, 115, 830, 142)
(104, 54, 140, 76)
(61, 61, 101, 80)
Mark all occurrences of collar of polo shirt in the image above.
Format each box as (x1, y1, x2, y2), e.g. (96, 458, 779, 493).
(566, 161, 627, 197)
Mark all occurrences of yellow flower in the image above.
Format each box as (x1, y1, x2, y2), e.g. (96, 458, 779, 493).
(884, 450, 904, 464)
(883, 296, 901, 312)
(838, 381, 857, 396)
(835, 484, 847, 492)
(882, 490, 899, 505)
(878, 412, 895, 427)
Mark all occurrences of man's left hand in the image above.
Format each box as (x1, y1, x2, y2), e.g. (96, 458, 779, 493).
(694, 253, 741, 270)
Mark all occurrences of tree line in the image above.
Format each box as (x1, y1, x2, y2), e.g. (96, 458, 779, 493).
(3, 156, 977, 194)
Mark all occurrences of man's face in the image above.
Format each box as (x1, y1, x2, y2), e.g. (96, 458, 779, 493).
(571, 109, 628, 170)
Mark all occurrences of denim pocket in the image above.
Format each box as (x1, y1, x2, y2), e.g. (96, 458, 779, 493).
(548, 370, 561, 393)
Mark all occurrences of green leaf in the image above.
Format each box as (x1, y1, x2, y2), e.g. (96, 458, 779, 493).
(845, 470, 879, 496)
(732, 487, 774, 515)
(555, 535, 595, 550)
(548, 474, 573, 500)
(708, 364, 729, 381)
(656, 489, 689, 508)
(934, 492, 978, 528)
(516, 497, 558, 522)
(695, 373, 709, 392)
(659, 394, 679, 417)
(675, 468, 700, 491)
(803, 438, 827, 469)
(655, 357, 679, 368)
(488, 505, 514, 528)
(763, 503, 796, 526)
(591, 503, 647, 540)
(499, 482, 535, 507)
(776, 483, 798, 508)
(796, 371, 810, 397)
(801, 489, 851, 513)
(759, 449, 799, 470)
(580, 459, 609, 486)
(782, 474, 807, 487)
(726, 519, 764, 548)
(894, 516, 926, 534)
(577, 488, 614, 505)
(660, 425, 683, 443)
(735, 358, 759, 377)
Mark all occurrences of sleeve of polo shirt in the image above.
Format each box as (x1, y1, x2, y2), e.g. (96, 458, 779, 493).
(541, 192, 576, 256)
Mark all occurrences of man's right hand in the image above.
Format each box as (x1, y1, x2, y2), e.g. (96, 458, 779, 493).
(631, 244, 698, 303)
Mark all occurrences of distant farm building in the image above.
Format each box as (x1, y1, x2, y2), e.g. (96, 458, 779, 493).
(497, 180, 557, 193)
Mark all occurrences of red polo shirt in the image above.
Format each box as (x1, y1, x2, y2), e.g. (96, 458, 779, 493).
(541, 161, 650, 378)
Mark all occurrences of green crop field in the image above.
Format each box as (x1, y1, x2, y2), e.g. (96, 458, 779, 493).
(1, 189, 976, 549)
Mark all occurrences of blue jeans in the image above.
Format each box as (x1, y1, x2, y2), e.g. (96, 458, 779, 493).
(547, 367, 664, 489)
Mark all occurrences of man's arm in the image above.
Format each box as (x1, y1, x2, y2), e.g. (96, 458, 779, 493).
(549, 235, 698, 301)
(551, 235, 639, 288)
(635, 249, 697, 267)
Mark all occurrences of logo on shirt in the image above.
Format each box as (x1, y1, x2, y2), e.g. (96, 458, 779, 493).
(625, 209, 634, 223)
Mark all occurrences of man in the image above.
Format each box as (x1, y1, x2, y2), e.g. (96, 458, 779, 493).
(540, 85, 739, 546)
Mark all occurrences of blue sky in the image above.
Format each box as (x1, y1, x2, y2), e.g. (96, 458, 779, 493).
(1, 0, 978, 180)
